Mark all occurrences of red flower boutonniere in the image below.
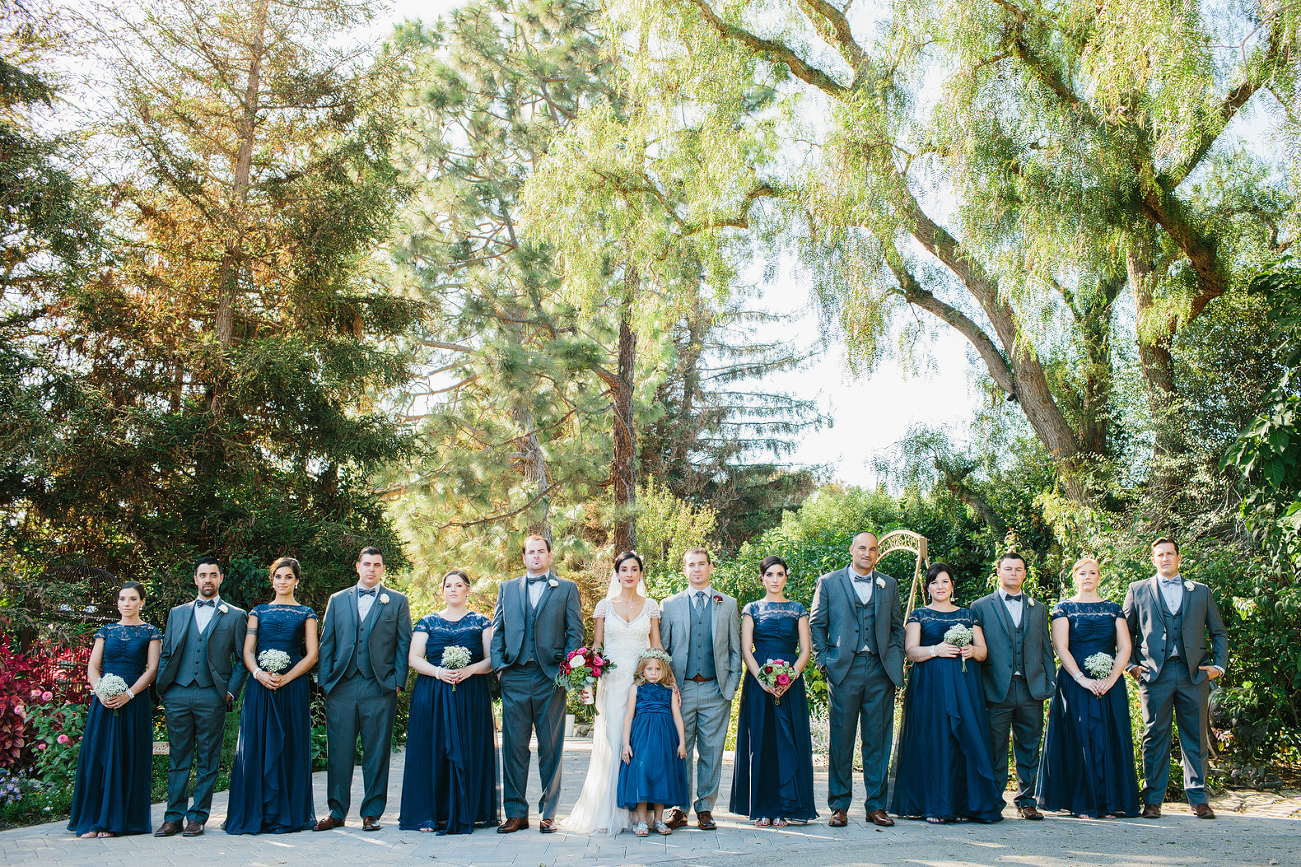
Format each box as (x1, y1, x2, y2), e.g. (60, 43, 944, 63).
(713, 594, 724, 604)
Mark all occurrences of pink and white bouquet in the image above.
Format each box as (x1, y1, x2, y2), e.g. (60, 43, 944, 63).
(757, 658, 798, 705)
(554, 647, 614, 704)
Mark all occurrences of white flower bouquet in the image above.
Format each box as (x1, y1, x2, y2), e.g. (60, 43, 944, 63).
(441, 645, 472, 691)
(95, 674, 129, 715)
(1084, 652, 1114, 680)
(258, 649, 292, 674)
(943, 623, 974, 672)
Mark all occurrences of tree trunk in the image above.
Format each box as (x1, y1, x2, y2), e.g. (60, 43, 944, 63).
(512, 399, 552, 539)
(611, 273, 638, 554)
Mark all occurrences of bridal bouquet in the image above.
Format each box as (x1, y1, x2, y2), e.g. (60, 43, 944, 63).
(555, 647, 613, 704)
(1083, 652, 1114, 680)
(258, 649, 292, 674)
(943, 624, 974, 672)
(441, 645, 472, 691)
(95, 674, 129, 716)
(757, 658, 798, 705)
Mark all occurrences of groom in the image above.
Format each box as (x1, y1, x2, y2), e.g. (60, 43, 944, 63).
(491, 534, 584, 834)
(155, 558, 249, 838)
(1124, 537, 1228, 819)
(315, 546, 412, 832)
(660, 547, 742, 831)
(810, 531, 905, 827)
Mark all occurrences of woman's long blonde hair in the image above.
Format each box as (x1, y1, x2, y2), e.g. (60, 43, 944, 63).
(632, 650, 676, 689)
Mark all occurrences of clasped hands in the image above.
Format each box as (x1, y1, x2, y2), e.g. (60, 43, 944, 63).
(255, 669, 285, 690)
(434, 667, 467, 685)
(99, 691, 132, 709)
(930, 642, 974, 660)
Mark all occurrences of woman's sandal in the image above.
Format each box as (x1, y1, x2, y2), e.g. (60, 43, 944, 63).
(925, 816, 944, 825)
(773, 818, 789, 828)
(755, 817, 772, 827)
(654, 820, 671, 835)
(96, 832, 116, 838)
(633, 821, 650, 837)
(78, 832, 97, 839)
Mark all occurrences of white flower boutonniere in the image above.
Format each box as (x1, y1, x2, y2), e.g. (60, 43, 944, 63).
(1027, 597, 1035, 608)
(1183, 580, 1194, 592)
(548, 579, 559, 588)
(219, 604, 229, 614)
(875, 577, 885, 589)
(379, 593, 390, 604)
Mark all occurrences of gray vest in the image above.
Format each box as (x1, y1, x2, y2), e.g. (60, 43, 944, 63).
(523, 580, 545, 666)
(1009, 609, 1025, 675)
(685, 592, 716, 679)
(344, 596, 380, 679)
(1158, 585, 1184, 660)
(855, 588, 877, 656)
(175, 610, 214, 689)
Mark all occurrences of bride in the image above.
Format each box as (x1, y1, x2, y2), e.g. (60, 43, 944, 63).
(564, 551, 661, 835)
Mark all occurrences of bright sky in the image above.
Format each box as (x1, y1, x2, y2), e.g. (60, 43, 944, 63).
(378, 0, 980, 489)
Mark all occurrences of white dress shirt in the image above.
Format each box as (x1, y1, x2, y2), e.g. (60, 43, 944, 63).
(849, 567, 874, 605)
(356, 583, 381, 621)
(194, 596, 220, 633)
(526, 573, 550, 608)
(1001, 590, 1024, 629)
(1159, 575, 1184, 615)
(691, 586, 714, 611)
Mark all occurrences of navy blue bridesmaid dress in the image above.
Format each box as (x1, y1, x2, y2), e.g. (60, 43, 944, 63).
(67, 623, 162, 836)
(398, 611, 498, 834)
(890, 607, 1003, 822)
(224, 604, 317, 834)
(729, 600, 818, 821)
(1036, 600, 1140, 818)
(617, 682, 688, 809)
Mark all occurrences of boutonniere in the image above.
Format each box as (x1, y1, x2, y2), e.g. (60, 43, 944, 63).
(218, 604, 229, 614)
(875, 577, 885, 589)
(713, 594, 724, 604)
(379, 593, 390, 604)
(548, 578, 558, 588)
(1183, 581, 1194, 592)
(1027, 597, 1034, 607)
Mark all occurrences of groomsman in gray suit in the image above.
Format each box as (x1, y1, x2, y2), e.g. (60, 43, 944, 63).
(1124, 537, 1228, 819)
(810, 532, 905, 827)
(314, 546, 413, 832)
(491, 534, 584, 834)
(659, 547, 742, 830)
(971, 552, 1056, 820)
(155, 558, 249, 837)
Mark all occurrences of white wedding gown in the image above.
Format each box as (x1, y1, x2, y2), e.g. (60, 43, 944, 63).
(563, 596, 659, 835)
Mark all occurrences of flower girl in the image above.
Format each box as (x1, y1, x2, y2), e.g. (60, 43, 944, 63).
(617, 650, 688, 836)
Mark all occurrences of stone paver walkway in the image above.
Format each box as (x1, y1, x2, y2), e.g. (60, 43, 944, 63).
(3, 738, 1298, 867)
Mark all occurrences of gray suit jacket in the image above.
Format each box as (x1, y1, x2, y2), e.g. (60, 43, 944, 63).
(489, 574, 584, 681)
(1123, 576, 1228, 685)
(156, 600, 249, 702)
(317, 585, 413, 695)
(809, 567, 905, 688)
(659, 589, 743, 700)
(971, 591, 1056, 703)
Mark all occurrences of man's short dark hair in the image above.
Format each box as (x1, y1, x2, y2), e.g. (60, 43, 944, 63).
(194, 557, 223, 575)
(996, 551, 1027, 569)
(522, 534, 552, 554)
(1151, 537, 1180, 555)
(357, 546, 384, 563)
(683, 546, 711, 565)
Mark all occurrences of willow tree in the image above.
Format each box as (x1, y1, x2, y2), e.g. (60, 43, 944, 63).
(598, 0, 1296, 503)
(35, 0, 417, 603)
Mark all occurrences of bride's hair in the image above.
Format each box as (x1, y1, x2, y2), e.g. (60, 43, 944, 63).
(613, 550, 644, 573)
(632, 650, 676, 689)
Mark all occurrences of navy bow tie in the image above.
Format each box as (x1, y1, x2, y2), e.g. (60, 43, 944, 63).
(358, 588, 377, 597)
(527, 574, 550, 585)
(196, 599, 215, 608)
(1004, 594, 1023, 602)
(852, 573, 873, 583)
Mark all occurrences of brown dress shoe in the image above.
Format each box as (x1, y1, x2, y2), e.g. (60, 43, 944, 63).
(828, 808, 848, 827)
(497, 815, 529, 833)
(867, 809, 895, 827)
(1017, 805, 1044, 820)
(362, 816, 381, 831)
(1191, 803, 1216, 819)
(313, 815, 345, 831)
(1140, 803, 1161, 819)
(182, 820, 204, 837)
(538, 818, 558, 833)
(664, 809, 688, 829)
(153, 821, 183, 837)
(696, 810, 716, 830)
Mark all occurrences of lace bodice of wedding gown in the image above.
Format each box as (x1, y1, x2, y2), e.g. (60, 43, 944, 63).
(563, 596, 659, 835)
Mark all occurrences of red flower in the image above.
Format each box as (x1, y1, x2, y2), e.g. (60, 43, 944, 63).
(713, 594, 723, 603)
(763, 665, 773, 674)
(776, 673, 791, 686)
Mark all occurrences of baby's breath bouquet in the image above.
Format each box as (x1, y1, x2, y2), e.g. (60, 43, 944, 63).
(258, 649, 292, 674)
(441, 645, 472, 691)
(1083, 652, 1114, 680)
(943, 624, 974, 672)
(95, 674, 129, 715)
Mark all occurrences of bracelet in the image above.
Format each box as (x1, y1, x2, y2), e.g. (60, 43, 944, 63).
(930, 646, 937, 659)
(1073, 672, 1085, 682)
(125, 687, 135, 699)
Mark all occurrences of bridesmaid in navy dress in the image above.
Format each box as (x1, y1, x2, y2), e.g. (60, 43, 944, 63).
(1037, 557, 1140, 818)
(68, 582, 162, 838)
(224, 557, 319, 834)
(399, 570, 497, 834)
(891, 564, 1002, 823)
(730, 555, 818, 826)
